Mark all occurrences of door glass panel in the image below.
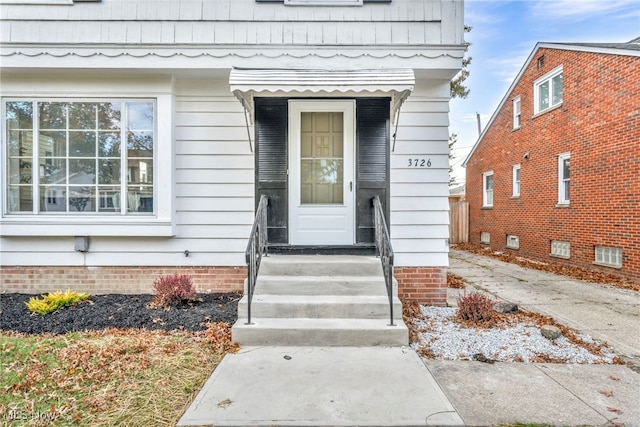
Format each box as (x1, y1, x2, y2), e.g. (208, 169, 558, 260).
(300, 112, 344, 204)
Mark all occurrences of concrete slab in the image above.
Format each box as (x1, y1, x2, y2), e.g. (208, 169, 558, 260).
(178, 346, 463, 427)
(449, 250, 640, 360)
(537, 364, 640, 426)
(425, 360, 610, 426)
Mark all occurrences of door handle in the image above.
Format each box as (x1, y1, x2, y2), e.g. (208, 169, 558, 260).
(350, 181, 353, 192)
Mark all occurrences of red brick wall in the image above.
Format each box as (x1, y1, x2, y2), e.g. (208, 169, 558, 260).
(466, 47, 640, 282)
(0, 266, 246, 294)
(395, 266, 447, 306)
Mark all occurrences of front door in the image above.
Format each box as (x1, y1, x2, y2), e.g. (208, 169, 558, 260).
(289, 100, 355, 245)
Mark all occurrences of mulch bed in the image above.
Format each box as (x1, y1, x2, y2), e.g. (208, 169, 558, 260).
(0, 293, 241, 335)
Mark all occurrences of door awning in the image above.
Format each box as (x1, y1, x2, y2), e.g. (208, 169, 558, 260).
(230, 68, 415, 124)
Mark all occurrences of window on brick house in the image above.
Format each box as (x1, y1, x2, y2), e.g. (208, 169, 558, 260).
(482, 171, 494, 207)
(594, 246, 622, 269)
(512, 164, 520, 197)
(4, 99, 155, 215)
(534, 66, 563, 114)
(551, 240, 570, 258)
(513, 96, 521, 129)
(557, 153, 570, 205)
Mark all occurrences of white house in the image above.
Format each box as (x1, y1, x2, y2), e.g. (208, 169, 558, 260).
(1, 0, 466, 305)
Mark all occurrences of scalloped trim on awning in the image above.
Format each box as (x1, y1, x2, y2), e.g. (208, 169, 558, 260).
(230, 68, 414, 124)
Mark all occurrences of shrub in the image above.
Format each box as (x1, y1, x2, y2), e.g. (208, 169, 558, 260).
(456, 291, 495, 324)
(151, 274, 197, 308)
(26, 289, 90, 315)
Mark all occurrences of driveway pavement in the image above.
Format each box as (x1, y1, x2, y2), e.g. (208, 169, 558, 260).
(427, 249, 640, 426)
(448, 249, 640, 360)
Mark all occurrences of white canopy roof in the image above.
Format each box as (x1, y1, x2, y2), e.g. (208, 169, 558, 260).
(230, 68, 415, 124)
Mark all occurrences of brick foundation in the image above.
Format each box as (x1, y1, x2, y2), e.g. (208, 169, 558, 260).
(0, 266, 246, 295)
(394, 266, 447, 306)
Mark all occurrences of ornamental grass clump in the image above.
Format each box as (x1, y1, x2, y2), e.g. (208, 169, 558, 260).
(456, 291, 495, 325)
(151, 274, 197, 308)
(26, 289, 90, 315)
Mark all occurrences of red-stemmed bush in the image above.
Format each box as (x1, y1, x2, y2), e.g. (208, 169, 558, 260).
(151, 274, 197, 308)
(456, 291, 495, 324)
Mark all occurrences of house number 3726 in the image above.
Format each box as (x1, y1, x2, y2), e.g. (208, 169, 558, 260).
(407, 158, 431, 167)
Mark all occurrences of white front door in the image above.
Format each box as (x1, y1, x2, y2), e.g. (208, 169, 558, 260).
(289, 100, 355, 245)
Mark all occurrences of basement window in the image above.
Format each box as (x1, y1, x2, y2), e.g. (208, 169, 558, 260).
(550, 240, 570, 259)
(594, 246, 622, 269)
(506, 235, 519, 250)
(480, 232, 490, 244)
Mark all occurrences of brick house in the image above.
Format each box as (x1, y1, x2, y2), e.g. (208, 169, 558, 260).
(463, 40, 640, 282)
(1, 0, 466, 305)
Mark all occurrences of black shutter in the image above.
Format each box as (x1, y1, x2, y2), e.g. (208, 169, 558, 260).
(255, 98, 288, 244)
(356, 98, 390, 244)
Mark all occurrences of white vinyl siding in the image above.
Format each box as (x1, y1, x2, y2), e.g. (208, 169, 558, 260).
(0, 77, 252, 266)
(594, 246, 622, 269)
(0, 75, 174, 237)
(390, 86, 451, 267)
(482, 171, 494, 207)
(558, 153, 570, 205)
(0, 0, 463, 48)
(285, 0, 363, 5)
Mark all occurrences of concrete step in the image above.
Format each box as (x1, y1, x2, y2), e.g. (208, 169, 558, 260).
(237, 294, 403, 319)
(232, 318, 409, 346)
(250, 275, 397, 297)
(259, 255, 383, 277)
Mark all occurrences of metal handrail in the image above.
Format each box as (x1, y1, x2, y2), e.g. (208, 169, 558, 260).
(373, 195, 395, 326)
(244, 195, 268, 325)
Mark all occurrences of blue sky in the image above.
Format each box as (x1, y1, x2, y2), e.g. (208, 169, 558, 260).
(449, 0, 640, 185)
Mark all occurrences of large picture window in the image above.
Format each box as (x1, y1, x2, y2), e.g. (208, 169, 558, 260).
(5, 100, 154, 215)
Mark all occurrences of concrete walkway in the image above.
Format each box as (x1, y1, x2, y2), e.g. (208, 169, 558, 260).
(427, 249, 640, 426)
(448, 249, 640, 360)
(178, 250, 640, 426)
(178, 346, 462, 426)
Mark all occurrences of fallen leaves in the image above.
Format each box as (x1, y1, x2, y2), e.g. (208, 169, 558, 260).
(217, 398, 233, 408)
(599, 389, 614, 397)
(1, 323, 236, 426)
(447, 273, 466, 289)
(453, 243, 639, 292)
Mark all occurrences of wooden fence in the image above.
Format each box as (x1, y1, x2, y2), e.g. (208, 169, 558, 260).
(449, 201, 469, 244)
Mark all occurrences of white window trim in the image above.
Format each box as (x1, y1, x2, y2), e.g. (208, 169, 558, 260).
(506, 234, 519, 249)
(1, 94, 174, 237)
(594, 246, 623, 269)
(534, 65, 563, 115)
(512, 164, 521, 197)
(512, 96, 521, 129)
(482, 171, 494, 207)
(557, 152, 570, 205)
(550, 240, 570, 259)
